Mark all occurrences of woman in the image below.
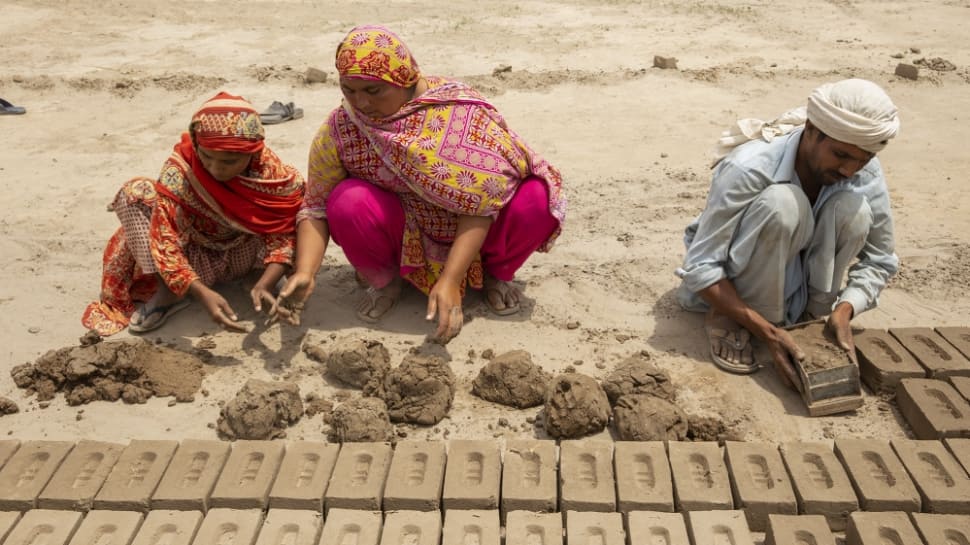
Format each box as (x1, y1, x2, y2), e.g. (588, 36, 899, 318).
(83, 92, 305, 335)
(277, 25, 566, 341)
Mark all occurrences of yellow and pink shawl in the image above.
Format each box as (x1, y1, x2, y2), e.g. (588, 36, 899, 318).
(303, 25, 566, 293)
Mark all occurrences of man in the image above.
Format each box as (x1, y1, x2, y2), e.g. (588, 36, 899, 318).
(676, 79, 900, 387)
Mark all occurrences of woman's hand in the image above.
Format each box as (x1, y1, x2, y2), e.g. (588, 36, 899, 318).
(270, 271, 316, 325)
(191, 281, 247, 332)
(427, 278, 464, 342)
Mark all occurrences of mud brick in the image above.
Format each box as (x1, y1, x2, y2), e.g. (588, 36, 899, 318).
(910, 512, 970, 544)
(897, 378, 970, 439)
(0, 440, 74, 510)
(93, 439, 178, 511)
(130, 511, 203, 545)
(855, 328, 925, 393)
(834, 438, 920, 512)
(255, 509, 322, 545)
(193, 509, 263, 545)
(779, 441, 858, 531)
(653, 55, 678, 69)
(895, 62, 919, 80)
(68, 511, 143, 545)
(724, 441, 796, 531)
(38, 439, 125, 511)
(384, 441, 446, 511)
(209, 440, 284, 510)
(951, 376, 970, 402)
(380, 510, 442, 545)
(564, 511, 625, 545)
(0, 512, 22, 544)
(937, 326, 970, 361)
(891, 327, 970, 378)
(4, 510, 82, 545)
(152, 439, 230, 511)
(891, 439, 970, 514)
(0, 441, 19, 471)
(765, 514, 836, 545)
(325, 442, 391, 512)
(946, 437, 970, 474)
(268, 441, 339, 511)
(625, 512, 689, 545)
(443, 510, 499, 545)
(685, 510, 754, 545)
(846, 511, 922, 545)
(559, 441, 616, 512)
(502, 440, 557, 516)
(668, 441, 733, 512)
(318, 509, 382, 545)
(505, 511, 563, 545)
(441, 440, 501, 511)
(614, 441, 673, 513)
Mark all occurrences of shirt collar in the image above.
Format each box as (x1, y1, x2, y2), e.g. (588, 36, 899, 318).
(772, 126, 804, 183)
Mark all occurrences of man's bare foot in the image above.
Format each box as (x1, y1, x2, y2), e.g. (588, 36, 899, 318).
(483, 275, 520, 316)
(704, 308, 759, 374)
(356, 277, 403, 323)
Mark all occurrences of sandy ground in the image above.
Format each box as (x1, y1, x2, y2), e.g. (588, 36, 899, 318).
(1, 0, 969, 445)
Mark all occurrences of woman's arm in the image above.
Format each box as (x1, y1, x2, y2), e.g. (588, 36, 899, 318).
(427, 214, 493, 341)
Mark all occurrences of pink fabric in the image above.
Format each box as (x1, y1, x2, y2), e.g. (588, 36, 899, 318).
(327, 176, 558, 288)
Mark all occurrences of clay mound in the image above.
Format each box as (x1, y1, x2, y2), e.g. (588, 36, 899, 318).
(600, 352, 675, 405)
(305, 338, 389, 394)
(216, 379, 303, 441)
(10, 338, 205, 405)
(382, 355, 455, 425)
(687, 414, 744, 442)
(0, 397, 18, 416)
(543, 373, 611, 439)
(612, 394, 688, 441)
(471, 350, 550, 408)
(328, 397, 393, 442)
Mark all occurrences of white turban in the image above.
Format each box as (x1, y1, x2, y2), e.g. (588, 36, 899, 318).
(807, 78, 900, 153)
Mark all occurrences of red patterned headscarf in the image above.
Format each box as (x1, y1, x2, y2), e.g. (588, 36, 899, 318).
(189, 92, 265, 154)
(335, 25, 421, 88)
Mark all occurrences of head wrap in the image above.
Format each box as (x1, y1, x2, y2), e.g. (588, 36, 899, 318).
(335, 25, 421, 88)
(806, 78, 899, 153)
(189, 92, 265, 154)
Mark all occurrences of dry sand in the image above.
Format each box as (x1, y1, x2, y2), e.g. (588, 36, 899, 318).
(1, 0, 969, 444)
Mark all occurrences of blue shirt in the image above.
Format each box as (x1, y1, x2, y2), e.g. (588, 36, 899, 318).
(678, 127, 898, 321)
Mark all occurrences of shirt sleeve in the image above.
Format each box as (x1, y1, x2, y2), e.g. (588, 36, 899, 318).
(678, 159, 772, 294)
(836, 171, 898, 316)
(149, 194, 199, 297)
(298, 117, 347, 225)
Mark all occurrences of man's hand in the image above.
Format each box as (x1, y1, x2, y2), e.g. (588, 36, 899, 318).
(764, 326, 805, 390)
(192, 283, 248, 332)
(826, 301, 856, 363)
(426, 278, 463, 343)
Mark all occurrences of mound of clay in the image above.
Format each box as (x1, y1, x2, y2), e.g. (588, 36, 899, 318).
(612, 394, 688, 441)
(11, 339, 204, 405)
(0, 397, 18, 416)
(471, 350, 550, 408)
(543, 373, 611, 439)
(600, 352, 675, 405)
(328, 397, 393, 442)
(216, 379, 303, 440)
(687, 414, 742, 442)
(382, 355, 455, 425)
(304, 338, 389, 394)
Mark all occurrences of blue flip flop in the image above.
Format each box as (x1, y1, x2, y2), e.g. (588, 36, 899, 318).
(129, 299, 190, 333)
(0, 98, 25, 115)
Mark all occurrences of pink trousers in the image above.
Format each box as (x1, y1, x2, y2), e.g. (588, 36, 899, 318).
(327, 176, 559, 289)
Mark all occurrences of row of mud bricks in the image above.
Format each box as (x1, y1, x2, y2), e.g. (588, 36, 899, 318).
(1, 437, 970, 544)
(857, 327, 970, 438)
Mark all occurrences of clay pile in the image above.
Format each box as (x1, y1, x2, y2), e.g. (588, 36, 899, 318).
(216, 379, 303, 440)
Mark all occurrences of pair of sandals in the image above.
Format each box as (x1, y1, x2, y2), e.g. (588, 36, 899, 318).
(355, 279, 521, 323)
(259, 101, 303, 125)
(1, 98, 26, 115)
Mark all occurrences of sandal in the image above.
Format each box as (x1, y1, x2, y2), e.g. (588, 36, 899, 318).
(0, 98, 26, 115)
(355, 284, 400, 323)
(483, 277, 520, 316)
(705, 310, 760, 374)
(259, 101, 303, 125)
(129, 299, 191, 333)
